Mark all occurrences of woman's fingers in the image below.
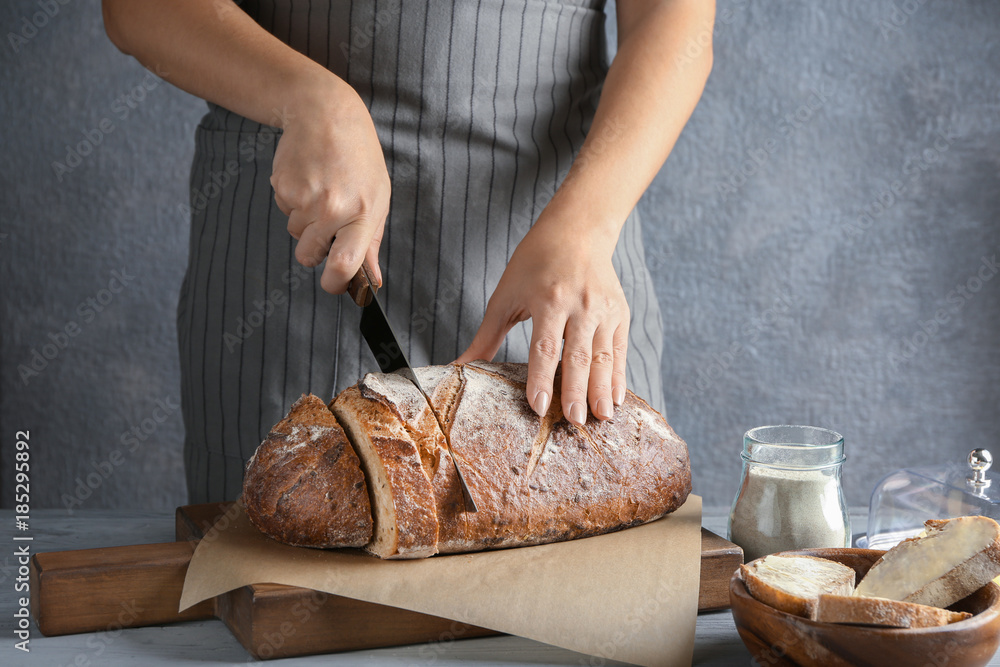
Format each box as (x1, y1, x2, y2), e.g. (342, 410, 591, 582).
(285, 205, 385, 293)
(465, 303, 626, 425)
(365, 219, 385, 287)
(611, 321, 629, 406)
(320, 218, 375, 295)
(293, 211, 331, 267)
(318, 218, 376, 294)
(526, 312, 565, 419)
(588, 324, 617, 420)
(560, 319, 598, 426)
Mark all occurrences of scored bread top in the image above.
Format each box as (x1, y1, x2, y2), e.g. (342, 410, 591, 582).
(335, 361, 692, 557)
(436, 361, 691, 553)
(242, 394, 373, 548)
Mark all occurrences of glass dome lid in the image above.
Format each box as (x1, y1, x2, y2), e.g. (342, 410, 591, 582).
(860, 449, 999, 550)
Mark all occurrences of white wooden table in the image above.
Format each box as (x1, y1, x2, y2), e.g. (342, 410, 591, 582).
(1, 508, 996, 666)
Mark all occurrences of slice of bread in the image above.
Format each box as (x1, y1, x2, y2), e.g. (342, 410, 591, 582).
(740, 554, 857, 618)
(814, 594, 972, 628)
(332, 379, 441, 559)
(855, 516, 1000, 608)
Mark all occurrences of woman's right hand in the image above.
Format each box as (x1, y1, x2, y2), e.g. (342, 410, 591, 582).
(271, 76, 390, 293)
(101, 1, 389, 293)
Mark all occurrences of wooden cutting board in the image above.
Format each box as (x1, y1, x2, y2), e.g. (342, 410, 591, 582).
(30, 502, 742, 660)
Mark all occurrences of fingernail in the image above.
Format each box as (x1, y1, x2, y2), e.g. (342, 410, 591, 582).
(612, 385, 625, 406)
(534, 391, 550, 417)
(569, 402, 586, 425)
(596, 398, 613, 420)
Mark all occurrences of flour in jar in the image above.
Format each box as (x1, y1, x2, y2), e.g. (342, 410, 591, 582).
(729, 464, 850, 563)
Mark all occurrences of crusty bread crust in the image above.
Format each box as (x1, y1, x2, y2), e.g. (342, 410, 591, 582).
(814, 594, 972, 628)
(740, 555, 856, 618)
(242, 394, 372, 548)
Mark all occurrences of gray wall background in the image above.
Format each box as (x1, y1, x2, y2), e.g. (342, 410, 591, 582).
(2, 0, 998, 514)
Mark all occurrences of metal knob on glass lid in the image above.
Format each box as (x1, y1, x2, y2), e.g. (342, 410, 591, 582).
(859, 448, 1000, 550)
(969, 448, 993, 489)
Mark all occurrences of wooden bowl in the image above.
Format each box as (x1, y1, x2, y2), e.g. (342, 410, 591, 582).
(729, 547, 1000, 667)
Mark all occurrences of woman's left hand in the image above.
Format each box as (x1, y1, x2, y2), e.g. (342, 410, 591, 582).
(456, 208, 629, 425)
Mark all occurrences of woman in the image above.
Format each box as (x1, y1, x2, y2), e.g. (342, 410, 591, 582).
(103, 0, 714, 503)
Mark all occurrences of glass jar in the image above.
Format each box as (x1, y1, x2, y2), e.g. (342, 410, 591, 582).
(728, 425, 851, 563)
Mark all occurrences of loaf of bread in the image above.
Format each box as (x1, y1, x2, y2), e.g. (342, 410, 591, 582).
(739, 554, 857, 618)
(242, 361, 692, 559)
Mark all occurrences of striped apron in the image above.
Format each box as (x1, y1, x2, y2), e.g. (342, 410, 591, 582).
(177, 0, 666, 503)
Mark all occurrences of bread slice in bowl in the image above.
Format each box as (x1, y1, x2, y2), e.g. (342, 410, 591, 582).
(814, 594, 972, 628)
(855, 516, 1000, 608)
(740, 554, 856, 618)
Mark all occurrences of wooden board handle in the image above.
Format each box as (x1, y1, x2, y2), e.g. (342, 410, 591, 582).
(30, 541, 215, 636)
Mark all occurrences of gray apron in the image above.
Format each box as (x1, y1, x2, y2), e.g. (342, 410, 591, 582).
(177, 0, 666, 503)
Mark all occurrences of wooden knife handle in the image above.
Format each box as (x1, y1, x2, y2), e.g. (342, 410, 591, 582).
(347, 259, 380, 307)
(30, 541, 215, 636)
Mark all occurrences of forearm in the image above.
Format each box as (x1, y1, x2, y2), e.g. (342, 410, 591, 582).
(545, 0, 715, 243)
(101, 0, 351, 129)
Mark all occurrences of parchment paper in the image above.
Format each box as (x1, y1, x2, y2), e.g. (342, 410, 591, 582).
(180, 495, 702, 667)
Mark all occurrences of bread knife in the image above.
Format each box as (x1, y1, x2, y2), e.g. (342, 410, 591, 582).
(347, 261, 479, 513)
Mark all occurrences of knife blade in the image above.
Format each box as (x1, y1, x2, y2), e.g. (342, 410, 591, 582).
(347, 261, 479, 513)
